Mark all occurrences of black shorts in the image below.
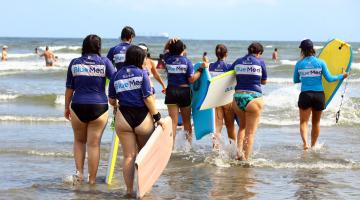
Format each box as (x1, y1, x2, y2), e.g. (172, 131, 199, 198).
(165, 86, 191, 107)
(298, 91, 325, 111)
(119, 106, 149, 129)
(71, 103, 108, 123)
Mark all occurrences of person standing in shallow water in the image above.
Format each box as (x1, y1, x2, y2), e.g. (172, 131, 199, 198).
(230, 42, 267, 161)
(2, 46, 8, 61)
(40, 46, 55, 66)
(163, 38, 207, 143)
(209, 44, 236, 147)
(108, 45, 164, 198)
(64, 34, 116, 184)
(107, 26, 135, 70)
(272, 48, 278, 63)
(138, 43, 166, 94)
(293, 39, 348, 150)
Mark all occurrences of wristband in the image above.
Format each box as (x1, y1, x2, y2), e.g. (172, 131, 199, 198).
(153, 112, 161, 123)
(197, 68, 204, 73)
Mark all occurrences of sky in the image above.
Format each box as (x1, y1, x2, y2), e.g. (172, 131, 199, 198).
(1, 0, 359, 42)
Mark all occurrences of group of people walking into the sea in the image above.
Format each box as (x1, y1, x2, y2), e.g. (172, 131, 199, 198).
(64, 26, 348, 196)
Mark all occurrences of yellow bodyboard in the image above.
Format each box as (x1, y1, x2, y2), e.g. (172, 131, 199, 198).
(318, 39, 352, 108)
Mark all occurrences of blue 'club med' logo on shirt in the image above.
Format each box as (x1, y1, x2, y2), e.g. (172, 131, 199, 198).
(235, 64, 262, 76)
(72, 64, 106, 77)
(114, 76, 143, 93)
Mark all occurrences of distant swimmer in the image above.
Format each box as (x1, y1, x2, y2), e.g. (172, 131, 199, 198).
(163, 38, 207, 143)
(65, 35, 116, 184)
(209, 44, 236, 148)
(107, 26, 135, 70)
(34, 47, 39, 54)
(272, 48, 278, 63)
(1, 45, 8, 61)
(230, 42, 267, 161)
(202, 51, 209, 63)
(40, 46, 55, 66)
(293, 39, 348, 150)
(108, 45, 164, 198)
(138, 43, 166, 94)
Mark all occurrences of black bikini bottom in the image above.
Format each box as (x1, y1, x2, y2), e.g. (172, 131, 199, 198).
(119, 106, 149, 129)
(71, 103, 108, 123)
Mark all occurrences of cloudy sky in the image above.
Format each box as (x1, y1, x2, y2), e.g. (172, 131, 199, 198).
(1, 0, 359, 41)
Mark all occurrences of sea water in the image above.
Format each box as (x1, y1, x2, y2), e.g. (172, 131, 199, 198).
(0, 37, 360, 199)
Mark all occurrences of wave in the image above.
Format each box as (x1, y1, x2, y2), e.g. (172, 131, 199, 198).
(0, 149, 73, 158)
(279, 59, 297, 65)
(354, 50, 359, 54)
(0, 60, 68, 71)
(314, 45, 324, 50)
(351, 62, 360, 71)
(0, 115, 66, 122)
(39, 45, 81, 52)
(265, 45, 273, 48)
(0, 94, 19, 100)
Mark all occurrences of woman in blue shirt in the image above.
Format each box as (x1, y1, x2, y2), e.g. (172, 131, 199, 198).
(230, 42, 267, 161)
(209, 44, 236, 147)
(163, 39, 206, 143)
(65, 34, 116, 184)
(108, 45, 164, 197)
(293, 39, 348, 150)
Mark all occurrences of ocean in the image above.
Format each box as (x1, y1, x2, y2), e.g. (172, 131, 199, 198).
(0, 37, 360, 199)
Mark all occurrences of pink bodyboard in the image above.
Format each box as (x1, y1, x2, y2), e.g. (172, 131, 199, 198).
(135, 116, 173, 198)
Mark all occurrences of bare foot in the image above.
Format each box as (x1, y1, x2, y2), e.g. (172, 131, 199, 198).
(303, 144, 310, 150)
(185, 132, 192, 144)
(123, 192, 137, 199)
(235, 149, 245, 161)
(212, 134, 221, 151)
(72, 171, 84, 185)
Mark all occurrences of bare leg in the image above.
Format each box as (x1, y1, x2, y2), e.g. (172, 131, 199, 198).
(311, 109, 322, 147)
(223, 103, 236, 141)
(242, 98, 263, 160)
(116, 110, 137, 195)
(70, 109, 87, 181)
(215, 106, 224, 139)
(134, 113, 155, 150)
(86, 111, 108, 184)
(167, 105, 179, 141)
(180, 106, 192, 143)
(233, 101, 246, 160)
(299, 108, 311, 150)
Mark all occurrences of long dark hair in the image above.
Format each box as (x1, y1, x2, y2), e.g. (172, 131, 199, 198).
(124, 45, 146, 68)
(82, 34, 101, 56)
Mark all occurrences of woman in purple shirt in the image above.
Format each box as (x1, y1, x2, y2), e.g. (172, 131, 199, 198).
(230, 42, 267, 160)
(65, 35, 116, 184)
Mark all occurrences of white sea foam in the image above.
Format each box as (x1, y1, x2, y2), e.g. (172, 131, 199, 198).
(0, 94, 19, 100)
(267, 78, 293, 83)
(314, 45, 324, 50)
(7, 53, 37, 59)
(55, 95, 65, 105)
(280, 59, 297, 65)
(39, 45, 81, 51)
(0, 60, 68, 71)
(264, 85, 300, 107)
(265, 45, 273, 48)
(353, 50, 359, 54)
(351, 62, 360, 71)
(0, 115, 66, 122)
